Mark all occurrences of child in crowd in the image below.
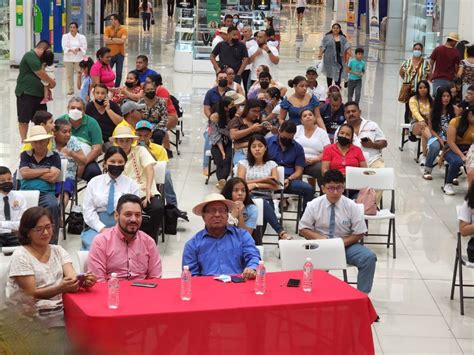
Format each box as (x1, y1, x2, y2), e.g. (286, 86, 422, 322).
(78, 57, 94, 103)
(346, 47, 366, 104)
(40, 50, 55, 104)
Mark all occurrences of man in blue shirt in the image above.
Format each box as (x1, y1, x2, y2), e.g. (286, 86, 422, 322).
(182, 193, 260, 278)
(266, 121, 315, 210)
(133, 55, 159, 84)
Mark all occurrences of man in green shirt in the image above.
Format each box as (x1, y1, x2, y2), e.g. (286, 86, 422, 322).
(15, 40, 56, 142)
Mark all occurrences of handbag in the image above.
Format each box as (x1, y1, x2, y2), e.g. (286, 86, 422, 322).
(151, 18, 155, 25)
(398, 60, 422, 103)
(67, 209, 84, 235)
(356, 187, 378, 216)
(468, 237, 474, 262)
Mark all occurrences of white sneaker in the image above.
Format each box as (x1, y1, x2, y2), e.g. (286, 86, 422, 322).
(419, 156, 426, 166)
(443, 183, 455, 195)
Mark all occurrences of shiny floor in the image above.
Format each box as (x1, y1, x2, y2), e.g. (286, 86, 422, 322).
(0, 3, 473, 354)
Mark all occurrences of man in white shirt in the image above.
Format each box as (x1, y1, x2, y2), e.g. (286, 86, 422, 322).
(248, 31, 279, 84)
(241, 25, 257, 93)
(306, 66, 327, 102)
(0, 167, 27, 248)
(299, 169, 377, 294)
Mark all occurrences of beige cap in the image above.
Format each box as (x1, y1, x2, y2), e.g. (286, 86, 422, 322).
(23, 126, 53, 143)
(225, 90, 246, 105)
(192, 193, 236, 216)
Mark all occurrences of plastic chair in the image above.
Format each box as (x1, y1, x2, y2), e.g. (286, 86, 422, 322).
(154, 161, 167, 243)
(399, 123, 422, 162)
(345, 167, 397, 258)
(77, 250, 89, 273)
(204, 150, 216, 185)
(58, 159, 69, 240)
(276, 166, 303, 233)
(450, 206, 474, 315)
(15, 190, 40, 209)
(252, 198, 264, 246)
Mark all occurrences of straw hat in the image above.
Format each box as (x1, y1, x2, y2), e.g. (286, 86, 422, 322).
(23, 126, 53, 143)
(219, 27, 228, 34)
(112, 125, 138, 139)
(192, 193, 236, 216)
(225, 90, 246, 105)
(446, 32, 460, 42)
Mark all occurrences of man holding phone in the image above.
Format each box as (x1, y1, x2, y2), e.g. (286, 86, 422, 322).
(182, 194, 260, 280)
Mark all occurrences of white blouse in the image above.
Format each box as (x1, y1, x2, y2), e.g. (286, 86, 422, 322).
(62, 32, 87, 62)
(239, 159, 277, 180)
(294, 125, 330, 159)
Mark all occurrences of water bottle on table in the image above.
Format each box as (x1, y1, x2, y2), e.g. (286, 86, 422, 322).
(108, 272, 119, 309)
(181, 265, 192, 301)
(255, 260, 266, 295)
(302, 257, 314, 292)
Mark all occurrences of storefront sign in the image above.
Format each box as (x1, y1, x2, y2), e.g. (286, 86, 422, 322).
(346, 0, 355, 29)
(16, 0, 23, 26)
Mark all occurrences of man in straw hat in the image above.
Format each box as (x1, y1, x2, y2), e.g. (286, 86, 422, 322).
(182, 193, 260, 279)
(429, 32, 461, 96)
(19, 126, 61, 243)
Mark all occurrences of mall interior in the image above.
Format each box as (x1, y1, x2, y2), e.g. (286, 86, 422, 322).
(0, 0, 474, 353)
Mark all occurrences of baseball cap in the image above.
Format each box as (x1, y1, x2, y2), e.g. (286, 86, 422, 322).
(306, 66, 318, 74)
(121, 101, 145, 116)
(135, 120, 153, 131)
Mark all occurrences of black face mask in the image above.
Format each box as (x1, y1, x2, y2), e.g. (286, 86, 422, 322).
(231, 38, 239, 44)
(108, 164, 125, 178)
(279, 136, 293, 147)
(218, 79, 228, 88)
(337, 136, 351, 146)
(0, 182, 13, 194)
(125, 82, 135, 88)
(260, 81, 270, 89)
(145, 91, 156, 99)
(95, 99, 105, 106)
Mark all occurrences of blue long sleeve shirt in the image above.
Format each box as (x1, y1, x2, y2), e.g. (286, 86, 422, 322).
(182, 226, 261, 276)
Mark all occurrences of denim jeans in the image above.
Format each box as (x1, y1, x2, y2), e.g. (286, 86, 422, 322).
(233, 149, 246, 166)
(110, 53, 125, 87)
(284, 179, 315, 211)
(164, 170, 177, 206)
(142, 13, 151, 31)
(39, 192, 60, 244)
(424, 139, 442, 172)
(347, 79, 362, 103)
(345, 243, 377, 293)
(445, 149, 466, 183)
(202, 130, 211, 169)
(260, 197, 283, 235)
(432, 79, 452, 97)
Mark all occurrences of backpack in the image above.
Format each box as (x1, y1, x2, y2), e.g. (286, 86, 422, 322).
(67, 210, 84, 235)
(170, 95, 184, 118)
(356, 187, 377, 216)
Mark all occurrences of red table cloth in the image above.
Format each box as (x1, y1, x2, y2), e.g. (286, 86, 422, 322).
(64, 270, 377, 355)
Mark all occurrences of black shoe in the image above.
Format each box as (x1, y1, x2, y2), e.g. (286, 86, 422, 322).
(166, 149, 173, 159)
(176, 208, 189, 221)
(408, 133, 418, 142)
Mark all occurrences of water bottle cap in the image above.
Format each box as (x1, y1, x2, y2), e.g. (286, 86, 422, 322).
(306, 257, 312, 261)
(259, 260, 264, 265)
(183, 265, 189, 270)
(111, 272, 117, 277)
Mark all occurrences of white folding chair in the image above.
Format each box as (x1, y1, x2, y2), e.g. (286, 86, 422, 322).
(77, 250, 89, 273)
(14, 190, 40, 209)
(345, 167, 397, 258)
(252, 198, 264, 246)
(279, 239, 350, 282)
(154, 162, 167, 243)
(58, 159, 69, 241)
(399, 123, 422, 162)
(275, 166, 304, 233)
(450, 206, 474, 315)
(204, 150, 216, 185)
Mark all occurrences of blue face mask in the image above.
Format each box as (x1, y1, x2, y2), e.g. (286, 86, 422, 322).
(413, 50, 422, 58)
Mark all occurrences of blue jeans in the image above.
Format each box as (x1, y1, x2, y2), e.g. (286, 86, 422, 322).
(284, 179, 315, 211)
(425, 139, 442, 171)
(445, 149, 465, 183)
(233, 149, 246, 166)
(261, 198, 283, 235)
(164, 170, 177, 206)
(345, 243, 377, 293)
(432, 79, 452, 97)
(81, 212, 115, 250)
(39, 192, 60, 244)
(202, 130, 210, 169)
(110, 53, 125, 87)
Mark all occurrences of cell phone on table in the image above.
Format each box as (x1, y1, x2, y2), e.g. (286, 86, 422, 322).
(287, 278, 301, 287)
(77, 273, 86, 287)
(131, 282, 158, 288)
(231, 276, 245, 283)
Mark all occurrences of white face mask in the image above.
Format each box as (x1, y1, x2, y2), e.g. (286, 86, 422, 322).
(68, 108, 83, 121)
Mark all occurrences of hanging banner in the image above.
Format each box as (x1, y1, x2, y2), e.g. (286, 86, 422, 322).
(346, 0, 355, 30)
(369, 0, 379, 42)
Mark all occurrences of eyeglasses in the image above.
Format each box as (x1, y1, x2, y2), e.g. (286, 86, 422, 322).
(31, 224, 55, 234)
(204, 208, 228, 215)
(325, 185, 345, 193)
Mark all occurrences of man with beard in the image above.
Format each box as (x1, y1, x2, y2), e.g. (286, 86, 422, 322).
(87, 194, 162, 282)
(248, 30, 279, 85)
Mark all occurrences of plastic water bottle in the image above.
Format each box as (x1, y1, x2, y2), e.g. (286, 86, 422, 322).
(181, 266, 192, 301)
(255, 261, 266, 295)
(303, 258, 314, 292)
(108, 273, 119, 309)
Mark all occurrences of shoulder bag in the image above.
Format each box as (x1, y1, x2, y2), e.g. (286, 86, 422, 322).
(398, 60, 422, 103)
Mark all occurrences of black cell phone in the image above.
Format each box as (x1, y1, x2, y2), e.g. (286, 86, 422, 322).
(131, 282, 158, 288)
(287, 278, 301, 287)
(231, 276, 245, 283)
(361, 137, 370, 142)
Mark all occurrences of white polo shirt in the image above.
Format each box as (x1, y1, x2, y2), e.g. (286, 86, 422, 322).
(248, 45, 279, 80)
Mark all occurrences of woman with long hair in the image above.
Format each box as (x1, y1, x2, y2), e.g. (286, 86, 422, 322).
(409, 80, 433, 165)
(237, 134, 290, 240)
(423, 87, 455, 180)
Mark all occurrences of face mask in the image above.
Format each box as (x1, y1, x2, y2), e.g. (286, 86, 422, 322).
(337, 136, 351, 146)
(231, 38, 239, 44)
(108, 164, 125, 178)
(233, 19, 238, 24)
(0, 182, 13, 194)
(260, 81, 270, 90)
(138, 140, 146, 146)
(279, 136, 293, 147)
(95, 99, 105, 106)
(145, 91, 155, 99)
(68, 109, 83, 121)
(413, 50, 422, 57)
(218, 79, 228, 88)
(125, 82, 135, 88)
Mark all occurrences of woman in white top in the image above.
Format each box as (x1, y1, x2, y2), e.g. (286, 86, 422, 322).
(225, 67, 245, 96)
(7, 207, 96, 326)
(62, 22, 87, 95)
(294, 109, 330, 189)
(296, 0, 307, 25)
(248, 64, 287, 97)
(139, 1, 154, 33)
(237, 134, 290, 239)
(81, 146, 140, 250)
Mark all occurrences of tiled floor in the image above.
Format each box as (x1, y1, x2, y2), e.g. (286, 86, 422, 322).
(0, 3, 473, 354)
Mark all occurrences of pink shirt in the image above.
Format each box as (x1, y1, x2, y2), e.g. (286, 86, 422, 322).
(90, 60, 116, 88)
(87, 225, 162, 282)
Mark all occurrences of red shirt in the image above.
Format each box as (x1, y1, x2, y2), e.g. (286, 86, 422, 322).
(430, 45, 461, 81)
(155, 86, 177, 116)
(322, 143, 366, 174)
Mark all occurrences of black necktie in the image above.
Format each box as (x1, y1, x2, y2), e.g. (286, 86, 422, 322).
(4, 196, 11, 221)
